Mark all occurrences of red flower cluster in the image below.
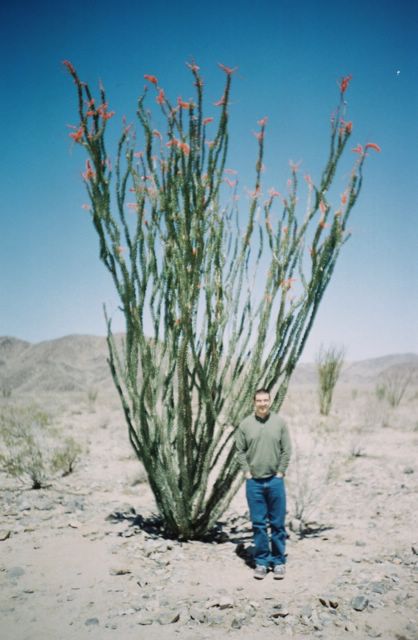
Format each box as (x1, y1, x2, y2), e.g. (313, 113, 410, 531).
(339, 74, 352, 94)
(144, 74, 158, 85)
(166, 138, 190, 155)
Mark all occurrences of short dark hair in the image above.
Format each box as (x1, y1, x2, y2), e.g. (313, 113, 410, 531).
(254, 388, 270, 400)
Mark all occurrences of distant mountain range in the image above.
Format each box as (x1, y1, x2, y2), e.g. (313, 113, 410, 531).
(0, 335, 417, 394)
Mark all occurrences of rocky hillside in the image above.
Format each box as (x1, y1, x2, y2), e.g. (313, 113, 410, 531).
(1, 335, 417, 394)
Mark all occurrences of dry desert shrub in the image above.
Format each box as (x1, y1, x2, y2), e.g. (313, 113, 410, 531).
(316, 345, 345, 416)
(0, 404, 83, 488)
(86, 388, 98, 412)
(50, 437, 83, 476)
(375, 365, 416, 408)
(287, 434, 335, 535)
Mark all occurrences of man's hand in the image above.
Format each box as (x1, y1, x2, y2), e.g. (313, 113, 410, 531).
(244, 471, 252, 480)
(276, 472, 284, 478)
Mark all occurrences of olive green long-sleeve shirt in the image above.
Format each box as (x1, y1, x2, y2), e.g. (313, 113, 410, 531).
(234, 412, 291, 478)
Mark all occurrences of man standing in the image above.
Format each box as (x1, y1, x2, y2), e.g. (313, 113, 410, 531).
(235, 388, 291, 580)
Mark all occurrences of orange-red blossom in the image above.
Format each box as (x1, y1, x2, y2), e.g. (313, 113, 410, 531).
(218, 63, 238, 75)
(69, 126, 84, 143)
(82, 160, 95, 181)
(340, 74, 352, 93)
(352, 142, 381, 154)
(165, 138, 190, 155)
(144, 74, 158, 85)
(365, 143, 381, 152)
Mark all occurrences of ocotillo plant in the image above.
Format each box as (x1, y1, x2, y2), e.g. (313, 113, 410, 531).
(65, 61, 379, 539)
(316, 344, 345, 415)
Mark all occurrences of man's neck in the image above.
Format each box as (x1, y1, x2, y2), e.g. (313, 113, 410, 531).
(255, 412, 270, 423)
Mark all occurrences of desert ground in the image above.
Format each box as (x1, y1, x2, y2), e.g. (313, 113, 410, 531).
(1, 336, 418, 640)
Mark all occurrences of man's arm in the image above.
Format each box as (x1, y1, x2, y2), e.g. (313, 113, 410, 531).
(234, 425, 251, 478)
(277, 421, 291, 475)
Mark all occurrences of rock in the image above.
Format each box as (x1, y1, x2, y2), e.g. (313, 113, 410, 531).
(84, 617, 99, 626)
(270, 603, 289, 618)
(300, 605, 313, 618)
(137, 612, 154, 625)
(137, 578, 150, 587)
(157, 610, 180, 625)
(370, 581, 387, 594)
(406, 621, 418, 634)
(231, 614, 248, 629)
(319, 595, 339, 608)
(8, 567, 25, 579)
(206, 594, 234, 610)
(63, 498, 85, 512)
(403, 467, 414, 474)
(412, 543, 418, 555)
(311, 610, 323, 630)
(352, 595, 368, 611)
(117, 608, 136, 616)
(189, 606, 207, 623)
(365, 623, 382, 637)
(244, 604, 257, 618)
(109, 568, 131, 576)
(218, 595, 235, 609)
(206, 611, 226, 626)
(0, 530, 11, 541)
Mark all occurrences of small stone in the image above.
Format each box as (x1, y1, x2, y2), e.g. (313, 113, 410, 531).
(411, 543, 418, 555)
(84, 617, 99, 626)
(218, 595, 234, 609)
(403, 467, 414, 474)
(189, 606, 207, 623)
(370, 581, 386, 594)
(311, 610, 323, 630)
(352, 595, 368, 611)
(157, 610, 180, 625)
(0, 530, 11, 541)
(319, 595, 339, 608)
(137, 612, 153, 625)
(244, 604, 257, 618)
(207, 611, 226, 626)
(271, 603, 289, 618)
(300, 605, 312, 618)
(8, 567, 25, 579)
(231, 614, 247, 629)
(117, 608, 136, 616)
(109, 568, 131, 576)
(365, 624, 382, 637)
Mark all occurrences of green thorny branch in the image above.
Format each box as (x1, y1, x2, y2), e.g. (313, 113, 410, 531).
(65, 62, 380, 539)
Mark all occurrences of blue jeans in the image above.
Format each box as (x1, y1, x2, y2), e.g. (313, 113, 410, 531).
(246, 475, 287, 567)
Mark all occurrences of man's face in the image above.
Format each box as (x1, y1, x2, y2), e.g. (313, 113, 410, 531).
(254, 392, 271, 417)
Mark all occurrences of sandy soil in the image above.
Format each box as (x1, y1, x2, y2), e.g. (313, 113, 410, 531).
(1, 383, 418, 640)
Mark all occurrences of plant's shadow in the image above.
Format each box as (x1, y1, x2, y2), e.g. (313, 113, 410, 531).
(106, 508, 332, 569)
(106, 507, 253, 545)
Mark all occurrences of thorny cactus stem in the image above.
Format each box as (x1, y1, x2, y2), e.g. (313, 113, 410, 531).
(65, 62, 379, 539)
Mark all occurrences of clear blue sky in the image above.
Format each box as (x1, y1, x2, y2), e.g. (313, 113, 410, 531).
(1, 0, 417, 361)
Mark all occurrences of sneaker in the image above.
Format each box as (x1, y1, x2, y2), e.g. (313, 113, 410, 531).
(273, 564, 286, 580)
(253, 565, 268, 580)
